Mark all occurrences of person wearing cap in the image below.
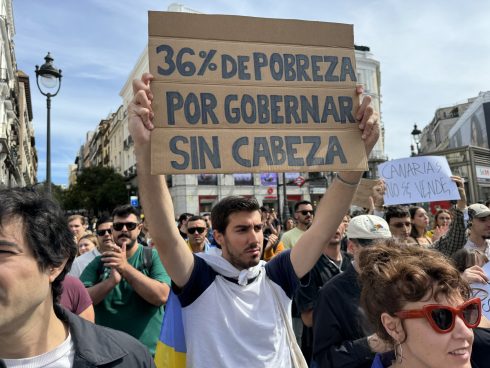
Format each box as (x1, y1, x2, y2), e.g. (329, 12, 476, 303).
(464, 203, 490, 258)
(312, 215, 393, 368)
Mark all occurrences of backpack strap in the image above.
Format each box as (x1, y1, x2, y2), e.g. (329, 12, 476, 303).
(142, 246, 154, 272)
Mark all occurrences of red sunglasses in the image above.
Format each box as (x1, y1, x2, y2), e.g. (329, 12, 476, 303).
(395, 297, 481, 334)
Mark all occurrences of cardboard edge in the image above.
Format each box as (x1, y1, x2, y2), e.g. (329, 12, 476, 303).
(148, 11, 353, 48)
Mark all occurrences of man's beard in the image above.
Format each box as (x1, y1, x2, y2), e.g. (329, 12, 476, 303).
(301, 217, 312, 228)
(116, 235, 137, 250)
(223, 241, 261, 270)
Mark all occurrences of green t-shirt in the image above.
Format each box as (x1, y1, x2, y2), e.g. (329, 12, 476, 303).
(80, 245, 170, 355)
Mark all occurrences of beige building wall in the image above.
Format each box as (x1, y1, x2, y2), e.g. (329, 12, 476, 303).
(119, 50, 148, 181)
(81, 131, 94, 169)
(355, 46, 385, 161)
(0, 0, 20, 187)
(68, 163, 77, 186)
(16, 71, 37, 185)
(108, 105, 125, 175)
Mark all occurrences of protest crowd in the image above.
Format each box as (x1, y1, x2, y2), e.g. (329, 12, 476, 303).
(1, 64, 490, 368)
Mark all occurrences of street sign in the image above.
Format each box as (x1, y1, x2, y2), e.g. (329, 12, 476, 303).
(294, 176, 306, 187)
(130, 196, 139, 207)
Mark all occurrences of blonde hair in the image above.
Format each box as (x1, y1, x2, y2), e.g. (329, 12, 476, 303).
(78, 233, 99, 254)
(68, 214, 86, 225)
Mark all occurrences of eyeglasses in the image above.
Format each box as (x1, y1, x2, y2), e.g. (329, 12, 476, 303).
(395, 298, 481, 334)
(113, 222, 138, 231)
(188, 227, 206, 234)
(391, 222, 411, 228)
(96, 228, 112, 236)
(296, 210, 314, 216)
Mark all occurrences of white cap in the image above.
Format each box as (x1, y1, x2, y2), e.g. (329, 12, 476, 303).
(468, 204, 490, 219)
(347, 215, 392, 239)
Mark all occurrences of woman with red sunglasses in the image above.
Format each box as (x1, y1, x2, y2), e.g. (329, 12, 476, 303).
(358, 244, 482, 368)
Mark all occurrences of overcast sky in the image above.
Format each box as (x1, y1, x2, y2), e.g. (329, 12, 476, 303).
(13, 0, 490, 185)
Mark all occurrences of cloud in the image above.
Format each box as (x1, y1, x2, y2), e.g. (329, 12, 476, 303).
(13, 0, 490, 185)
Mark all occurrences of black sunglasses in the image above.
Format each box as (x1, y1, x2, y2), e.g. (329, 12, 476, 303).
(188, 227, 206, 234)
(297, 210, 314, 216)
(96, 228, 112, 236)
(113, 222, 138, 231)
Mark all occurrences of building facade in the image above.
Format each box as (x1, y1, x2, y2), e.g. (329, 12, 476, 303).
(418, 100, 473, 154)
(418, 91, 490, 203)
(0, 1, 37, 188)
(16, 71, 37, 185)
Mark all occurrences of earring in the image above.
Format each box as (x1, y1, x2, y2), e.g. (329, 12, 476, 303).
(394, 341, 403, 364)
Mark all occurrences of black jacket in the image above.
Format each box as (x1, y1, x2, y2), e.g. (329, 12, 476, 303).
(56, 305, 155, 367)
(312, 262, 374, 368)
(295, 252, 351, 363)
(472, 327, 490, 368)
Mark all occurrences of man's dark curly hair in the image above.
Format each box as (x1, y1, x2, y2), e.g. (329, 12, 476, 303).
(0, 187, 77, 304)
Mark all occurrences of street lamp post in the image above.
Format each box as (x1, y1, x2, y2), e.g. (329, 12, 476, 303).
(126, 183, 132, 204)
(35, 52, 62, 194)
(411, 124, 422, 155)
(282, 173, 290, 220)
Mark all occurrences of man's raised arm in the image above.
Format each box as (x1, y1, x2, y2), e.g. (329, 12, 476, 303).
(290, 89, 380, 278)
(128, 73, 194, 288)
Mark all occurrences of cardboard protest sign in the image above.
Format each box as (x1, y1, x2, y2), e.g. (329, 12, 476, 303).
(471, 262, 490, 320)
(148, 12, 367, 175)
(352, 179, 379, 209)
(378, 156, 460, 206)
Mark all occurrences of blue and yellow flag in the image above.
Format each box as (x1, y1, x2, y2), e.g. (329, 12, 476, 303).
(154, 291, 186, 367)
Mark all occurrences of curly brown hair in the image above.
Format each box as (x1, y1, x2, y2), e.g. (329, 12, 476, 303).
(358, 243, 471, 343)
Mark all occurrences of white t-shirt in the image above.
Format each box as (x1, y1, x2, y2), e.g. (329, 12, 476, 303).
(3, 333, 75, 367)
(464, 238, 490, 258)
(175, 251, 299, 368)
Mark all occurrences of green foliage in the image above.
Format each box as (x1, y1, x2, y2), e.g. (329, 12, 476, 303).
(60, 166, 129, 215)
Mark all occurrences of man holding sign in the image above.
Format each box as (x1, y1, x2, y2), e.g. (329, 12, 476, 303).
(128, 71, 379, 367)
